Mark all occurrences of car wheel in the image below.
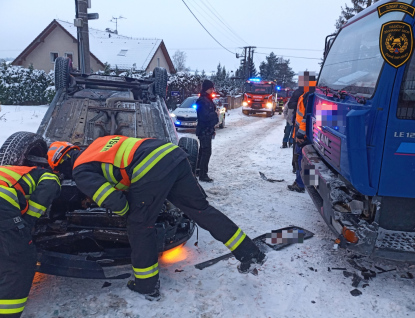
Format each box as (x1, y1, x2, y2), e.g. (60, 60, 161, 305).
(242, 110, 250, 116)
(0, 132, 47, 166)
(54, 57, 71, 90)
(178, 137, 198, 174)
(153, 67, 168, 99)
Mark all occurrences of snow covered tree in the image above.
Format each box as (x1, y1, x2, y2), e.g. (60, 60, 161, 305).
(335, 0, 380, 30)
(172, 50, 190, 73)
(259, 52, 279, 80)
(247, 60, 257, 78)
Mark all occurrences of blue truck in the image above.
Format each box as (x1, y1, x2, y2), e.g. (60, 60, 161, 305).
(301, 0, 415, 261)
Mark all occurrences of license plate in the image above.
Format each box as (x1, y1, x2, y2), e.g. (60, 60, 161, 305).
(181, 122, 197, 126)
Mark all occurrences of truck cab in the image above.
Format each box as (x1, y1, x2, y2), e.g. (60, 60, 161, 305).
(242, 79, 277, 117)
(301, 0, 415, 261)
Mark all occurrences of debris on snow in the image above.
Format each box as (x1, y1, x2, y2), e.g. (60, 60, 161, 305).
(259, 172, 284, 183)
(350, 289, 362, 297)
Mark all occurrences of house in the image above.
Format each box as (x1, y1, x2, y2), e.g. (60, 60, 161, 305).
(12, 19, 175, 74)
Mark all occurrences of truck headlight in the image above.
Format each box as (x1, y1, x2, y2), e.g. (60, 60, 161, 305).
(266, 102, 272, 108)
(242, 101, 248, 106)
(170, 113, 176, 118)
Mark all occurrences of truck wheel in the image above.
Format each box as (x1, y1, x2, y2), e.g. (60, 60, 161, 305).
(242, 110, 250, 116)
(54, 57, 71, 90)
(153, 67, 168, 99)
(266, 111, 274, 117)
(178, 137, 198, 174)
(0, 132, 47, 166)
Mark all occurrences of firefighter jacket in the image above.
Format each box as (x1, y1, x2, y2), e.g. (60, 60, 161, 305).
(72, 136, 187, 217)
(196, 92, 219, 137)
(0, 166, 61, 224)
(293, 92, 309, 140)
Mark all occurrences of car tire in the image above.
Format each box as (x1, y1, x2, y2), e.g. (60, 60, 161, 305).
(54, 57, 71, 90)
(0, 132, 48, 166)
(242, 110, 250, 116)
(153, 67, 168, 99)
(178, 137, 198, 174)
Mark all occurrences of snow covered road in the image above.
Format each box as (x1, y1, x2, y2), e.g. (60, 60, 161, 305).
(1, 105, 415, 318)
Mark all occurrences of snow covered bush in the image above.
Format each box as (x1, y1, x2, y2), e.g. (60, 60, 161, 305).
(0, 62, 55, 105)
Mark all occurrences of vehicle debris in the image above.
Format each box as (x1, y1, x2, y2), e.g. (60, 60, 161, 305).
(259, 172, 284, 183)
(350, 289, 362, 297)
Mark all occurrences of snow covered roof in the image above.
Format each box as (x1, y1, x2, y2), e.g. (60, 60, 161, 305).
(12, 19, 174, 72)
(56, 20, 165, 71)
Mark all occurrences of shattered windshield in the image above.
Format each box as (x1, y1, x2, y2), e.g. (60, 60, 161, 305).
(318, 7, 408, 98)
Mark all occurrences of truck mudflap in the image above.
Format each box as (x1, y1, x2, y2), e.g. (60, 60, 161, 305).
(301, 144, 415, 262)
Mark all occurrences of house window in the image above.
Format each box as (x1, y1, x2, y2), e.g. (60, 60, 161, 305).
(157, 57, 160, 67)
(64, 52, 73, 61)
(118, 49, 128, 56)
(50, 52, 59, 63)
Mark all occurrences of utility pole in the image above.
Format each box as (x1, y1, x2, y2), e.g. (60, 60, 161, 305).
(74, 0, 99, 74)
(239, 46, 256, 80)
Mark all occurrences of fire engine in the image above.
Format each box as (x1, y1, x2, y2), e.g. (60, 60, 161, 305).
(242, 78, 277, 117)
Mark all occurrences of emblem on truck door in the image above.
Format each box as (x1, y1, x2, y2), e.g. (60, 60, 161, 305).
(380, 21, 413, 68)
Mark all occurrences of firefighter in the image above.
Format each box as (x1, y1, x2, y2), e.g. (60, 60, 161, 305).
(0, 166, 60, 318)
(47, 137, 266, 301)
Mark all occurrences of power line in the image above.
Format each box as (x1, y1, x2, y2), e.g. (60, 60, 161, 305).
(181, 0, 235, 55)
(256, 46, 323, 52)
(256, 52, 321, 60)
(186, 0, 242, 47)
(200, 0, 249, 46)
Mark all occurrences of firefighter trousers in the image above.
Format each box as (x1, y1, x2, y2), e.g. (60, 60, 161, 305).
(0, 195, 37, 318)
(126, 159, 260, 294)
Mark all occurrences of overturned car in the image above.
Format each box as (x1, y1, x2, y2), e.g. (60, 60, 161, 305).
(0, 58, 198, 278)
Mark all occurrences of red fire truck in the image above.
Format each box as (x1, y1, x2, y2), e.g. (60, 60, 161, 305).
(241, 79, 277, 117)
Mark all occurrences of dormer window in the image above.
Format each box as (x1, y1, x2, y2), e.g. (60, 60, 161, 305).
(118, 49, 128, 56)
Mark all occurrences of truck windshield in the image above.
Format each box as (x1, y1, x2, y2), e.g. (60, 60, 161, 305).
(245, 84, 273, 94)
(179, 97, 198, 108)
(318, 7, 408, 98)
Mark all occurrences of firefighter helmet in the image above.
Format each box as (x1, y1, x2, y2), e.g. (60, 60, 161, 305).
(47, 141, 80, 170)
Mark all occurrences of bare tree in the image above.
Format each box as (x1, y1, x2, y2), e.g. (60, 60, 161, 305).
(172, 50, 190, 73)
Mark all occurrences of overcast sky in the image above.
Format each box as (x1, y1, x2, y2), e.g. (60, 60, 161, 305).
(1, 0, 349, 75)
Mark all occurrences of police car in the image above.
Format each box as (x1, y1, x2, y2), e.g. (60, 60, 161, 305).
(170, 95, 226, 130)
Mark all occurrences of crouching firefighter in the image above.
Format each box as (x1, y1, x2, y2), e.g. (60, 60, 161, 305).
(47, 136, 266, 301)
(0, 166, 60, 317)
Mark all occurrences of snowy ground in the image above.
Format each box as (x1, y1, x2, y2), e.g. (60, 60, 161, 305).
(1, 105, 415, 318)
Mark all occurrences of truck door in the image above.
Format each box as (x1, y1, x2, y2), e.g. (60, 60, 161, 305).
(378, 50, 415, 199)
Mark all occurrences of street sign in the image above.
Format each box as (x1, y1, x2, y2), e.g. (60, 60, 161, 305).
(171, 91, 180, 97)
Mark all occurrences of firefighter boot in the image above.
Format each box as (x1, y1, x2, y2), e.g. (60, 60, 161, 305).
(127, 280, 161, 301)
(281, 142, 288, 149)
(237, 251, 267, 274)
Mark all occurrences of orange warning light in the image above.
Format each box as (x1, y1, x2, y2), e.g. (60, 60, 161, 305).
(160, 243, 188, 264)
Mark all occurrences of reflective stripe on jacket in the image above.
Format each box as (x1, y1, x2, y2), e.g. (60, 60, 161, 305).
(74, 136, 149, 191)
(293, 93, 307, 139)
(72, 136, 182, 216)
(0, 166, 61, 217)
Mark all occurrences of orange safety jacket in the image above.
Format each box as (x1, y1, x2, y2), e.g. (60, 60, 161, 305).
(73, 136, 150, 191)
(293, 93, 307, 139)
(0, 166, 37, 214)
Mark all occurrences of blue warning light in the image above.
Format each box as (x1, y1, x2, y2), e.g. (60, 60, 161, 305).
(249, 78, 261, 82)
(175, 121, 181, 125)
(192, 104, 197, 109)
(276, 86, 281, 90)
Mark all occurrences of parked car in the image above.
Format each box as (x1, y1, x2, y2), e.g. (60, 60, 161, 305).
(170, 95, 226, 130)
(0, 57, 198, 279)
